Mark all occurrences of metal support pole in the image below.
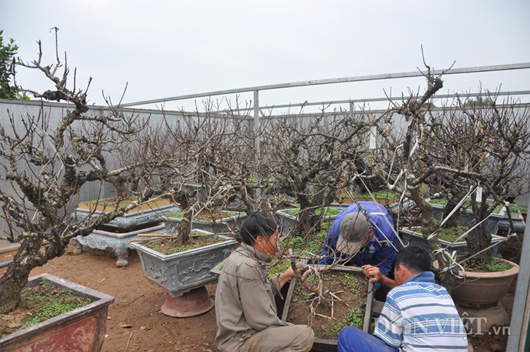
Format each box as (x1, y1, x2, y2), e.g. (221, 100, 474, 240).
(253, 90, 261, 199)
(506, 196, 530, 351)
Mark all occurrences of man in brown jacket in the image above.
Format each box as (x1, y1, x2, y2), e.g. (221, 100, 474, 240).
(215, 212, 314, 352)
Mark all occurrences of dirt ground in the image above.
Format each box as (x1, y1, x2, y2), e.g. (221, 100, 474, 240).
(0, 235, 521, 352)
(2, 245, 220, 352)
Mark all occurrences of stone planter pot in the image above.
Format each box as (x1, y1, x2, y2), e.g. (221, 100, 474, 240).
(130, 230, 238, 317)
(163, 212, 247, 234)
(491, 207, 526, 234)
(74, 198, 179, 231)
(71, 223, 168, 267)
(399, 227, 507, 258)
(183, 183, 204, 204)
(71, 198, 179, 267)
(280, 265, 374, 352)
(431, 203, 526, 235)
(451, 258, 519, 308)
(0, 273, 114, 352)
(275, 205, 347, 235)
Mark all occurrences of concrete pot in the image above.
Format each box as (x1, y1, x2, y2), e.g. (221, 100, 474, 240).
(399, 227, 507, 258)
(74, 198, 179, 231)
(275, 205, 347, 235)
(0, 274, 114, 352)
(130, 231, 238, 317)
(71, 223, 168, 267)
(431, 203, 526, 235)
(71, 198, 179, 267)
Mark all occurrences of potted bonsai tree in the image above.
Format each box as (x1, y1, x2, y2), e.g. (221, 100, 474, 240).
(423, 94, 529, 313)
(0, 38, 167, 350)
(130, 107, 251, 317)
(263, 109, 369, 236)
(366, 63, 528, 329)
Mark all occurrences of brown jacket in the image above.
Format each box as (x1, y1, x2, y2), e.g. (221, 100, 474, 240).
(214, 243, 286, 351)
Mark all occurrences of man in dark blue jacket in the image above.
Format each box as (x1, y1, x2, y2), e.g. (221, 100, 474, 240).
(319, 201, 399, 298)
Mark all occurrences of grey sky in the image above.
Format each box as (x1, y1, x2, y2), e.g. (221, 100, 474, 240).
(2, 0, 530, 111)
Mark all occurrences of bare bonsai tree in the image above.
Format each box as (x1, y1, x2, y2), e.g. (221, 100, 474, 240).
(263, 110, 369, 236)
(0, 41, 165, 312)
(154, 104, 254, 244)
(365, 63, 454, 277)
(422, 93, 530, 265)
(368, 62, 530, 281)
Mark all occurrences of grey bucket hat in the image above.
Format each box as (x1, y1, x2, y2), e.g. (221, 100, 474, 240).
(335, 212, 370, 255)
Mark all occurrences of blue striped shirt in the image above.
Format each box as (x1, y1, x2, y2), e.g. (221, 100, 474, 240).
(374, 271, 468, 351)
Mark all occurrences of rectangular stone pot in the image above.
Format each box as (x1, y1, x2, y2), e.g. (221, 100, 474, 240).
(275, 205, 347, 235)
(280, 265, 374, 352)
(399, 227, 507, 257)
(71, 222, 168, 267)
(431, 203, 526, 235)
(0, 273, 114, 352)
(74, 198, 179, 231)
(130, 230, 238, 296)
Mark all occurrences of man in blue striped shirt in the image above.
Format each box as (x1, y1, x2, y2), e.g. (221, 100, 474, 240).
(338, 246, 469, 352)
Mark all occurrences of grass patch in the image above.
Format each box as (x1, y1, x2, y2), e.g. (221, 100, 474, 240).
(350, 191, 396, 199)
(462, 257, 514, 272)
(437, 226, 469, 242)
(0, 278, 93, 336)
(166, 211, 184, 218)
(283, 207, 341, 218)
(280, 229, 327, 256)
(269, 229, 329, 279)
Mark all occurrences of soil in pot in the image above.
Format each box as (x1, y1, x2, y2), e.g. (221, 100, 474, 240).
(79, 196, 172, 214)
(461, 256, 514, 273)
(144, 234, 225, 255)
(437, 226, 469, 242)
(166, 210, 244, 222)
(282, 207, 342, 218)
(0, 277, 93, 337)
(337, 191, 396, 205)
(286, 270, 368, 339)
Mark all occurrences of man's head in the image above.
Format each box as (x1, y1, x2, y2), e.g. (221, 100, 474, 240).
(335, 212, 372, 256)
(240, 212, 279, 256)
(393, 245, 432, 285)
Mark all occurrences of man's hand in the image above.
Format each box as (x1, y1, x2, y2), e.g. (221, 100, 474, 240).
(362, 265, 383, 284)
(278, 266, 296, 288)
(362, 264, 398, 290)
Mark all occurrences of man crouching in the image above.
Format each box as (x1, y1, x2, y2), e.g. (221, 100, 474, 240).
(215, 212, 314, 352)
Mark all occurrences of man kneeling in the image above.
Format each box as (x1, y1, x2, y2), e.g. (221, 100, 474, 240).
(338, 246, 468, 352)
(215, 212, 314, 352)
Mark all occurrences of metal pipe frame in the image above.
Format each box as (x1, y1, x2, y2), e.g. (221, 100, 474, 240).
(121, 63, 530, 108)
